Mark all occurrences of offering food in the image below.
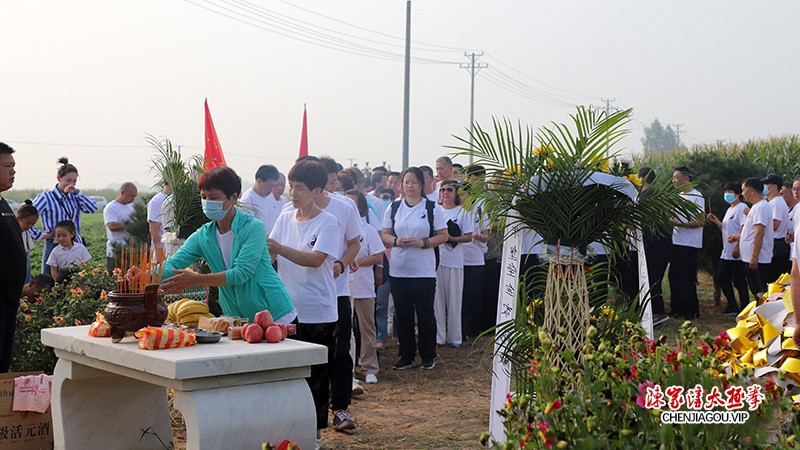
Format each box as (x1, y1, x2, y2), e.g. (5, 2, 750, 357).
(88, 312, 111, 337)
(265, 325, 283, 343)
(242, 323, 264, 343)
(135, 326, 196, 350)
(229, 326, 243, 340)
(167, 298, 214, 327)
(254, 310, 274, 329)
(198, 316, 233, 333)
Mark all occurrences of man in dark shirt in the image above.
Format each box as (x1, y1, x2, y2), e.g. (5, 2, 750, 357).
(0, 142, 26, 372)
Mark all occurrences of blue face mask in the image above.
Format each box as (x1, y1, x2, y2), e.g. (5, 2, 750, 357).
(723, 193, 736, 204)
(202, 199, 229, 221)
(763, 185, 770, 196)
(382, 198, 392, 207)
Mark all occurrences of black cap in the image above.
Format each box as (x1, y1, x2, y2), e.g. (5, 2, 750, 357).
(762, 173, 783, 187)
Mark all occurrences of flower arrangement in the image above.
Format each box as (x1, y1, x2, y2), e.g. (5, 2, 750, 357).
(13, 261, 115, 373)
(482, 318, 798, 449)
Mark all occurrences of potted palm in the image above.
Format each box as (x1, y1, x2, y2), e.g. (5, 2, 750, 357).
(147, 135, 208, 247)
(451, 107, 700, 369)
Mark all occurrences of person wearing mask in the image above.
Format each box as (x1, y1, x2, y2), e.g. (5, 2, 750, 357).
(241, 165, 284, 236)
(33, 157, 98, 274)
(130, 167, 295, 325)
(16, 200, 42, 283)
(434, 179, 473, 348)
(268, 159, 340, 449)
(381, 167, 448, 370)
(707, 182, 750, 315)
(668, 166, 705, 319)
(0, 142, 26, 372)
(735, 177, 774, 297)
(344, 189, 385, 384)
(104, 182, 138, 270)
(147, 181, 172, 256)
(764, 174, 790, 282)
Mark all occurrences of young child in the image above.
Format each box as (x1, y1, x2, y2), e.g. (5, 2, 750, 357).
(46, 220, 91, 281)
(16, 200, 43, 283)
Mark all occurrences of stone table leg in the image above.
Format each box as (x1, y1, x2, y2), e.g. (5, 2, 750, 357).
(173, 378, 315, 450)
(51, 359, 172, 450)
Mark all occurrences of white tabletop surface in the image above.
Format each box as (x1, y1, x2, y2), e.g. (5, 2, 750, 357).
(42, 326, 327, 380)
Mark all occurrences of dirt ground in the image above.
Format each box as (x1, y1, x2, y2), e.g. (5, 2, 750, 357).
(170, 272, 741, 449)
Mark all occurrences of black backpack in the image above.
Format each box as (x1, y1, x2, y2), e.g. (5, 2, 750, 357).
(390, 199, 439, 269)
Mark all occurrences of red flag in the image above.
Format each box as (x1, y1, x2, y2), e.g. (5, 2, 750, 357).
(204, 99, 227, 170)
(298, 104, 308, 158)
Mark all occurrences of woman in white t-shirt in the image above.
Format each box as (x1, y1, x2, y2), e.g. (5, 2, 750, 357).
(434, 179, 473, 348)
(268, 159, 340, 444)
(707, 182, 750, 314)
(345, 190, 385, 384)
(380, 167, 449, 371)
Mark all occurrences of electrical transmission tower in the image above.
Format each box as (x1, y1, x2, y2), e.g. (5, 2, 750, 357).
(460, 52, 488, 164)
(672, 124, 684, 149)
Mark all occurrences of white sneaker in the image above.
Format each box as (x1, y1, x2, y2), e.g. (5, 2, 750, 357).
(352, 379, 364, 396)
(365, 373, 378, 384)
(315, 437, 323, 450)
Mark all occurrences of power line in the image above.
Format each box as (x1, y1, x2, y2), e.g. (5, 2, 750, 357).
(183, 0, 460, 65)
(460, 51, 488, 163)
(5, 140, 148, 149)
(479, 71, 577, 108)
(483, 53, 598, 101)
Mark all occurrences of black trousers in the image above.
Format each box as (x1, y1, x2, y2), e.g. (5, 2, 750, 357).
(330, 295, 353, 412)
(745, 262, 771, 298)
(771, 238, 791, 284)
(668, 245, 699, 319)
(644, 237, 671, 315)
(461, 265, 484, 339)
(390, 277, 437, 361)
(0, 307, 17, 372)
(717, 259, 751, 310)
(481, 258, 501, 333)
(294, 322, 337, 429)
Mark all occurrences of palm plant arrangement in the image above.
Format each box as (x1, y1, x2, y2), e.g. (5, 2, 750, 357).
(147, 135, 208, 239)
(451, 107, 700, 370)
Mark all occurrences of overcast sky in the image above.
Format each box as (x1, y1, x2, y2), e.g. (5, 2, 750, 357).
(3, 1, 799, 191)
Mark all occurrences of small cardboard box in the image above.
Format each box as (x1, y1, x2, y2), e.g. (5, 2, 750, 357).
(0, 372, 53, 450)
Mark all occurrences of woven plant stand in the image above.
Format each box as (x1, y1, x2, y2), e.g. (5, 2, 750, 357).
(542, 250, 589, 371)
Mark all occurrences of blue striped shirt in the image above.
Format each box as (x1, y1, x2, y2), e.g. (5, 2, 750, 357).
(33, 185, 97, 244)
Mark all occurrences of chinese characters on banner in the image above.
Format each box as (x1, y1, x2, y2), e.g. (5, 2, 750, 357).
(489, 210, 523, 444)
(635, 228, 654, 339)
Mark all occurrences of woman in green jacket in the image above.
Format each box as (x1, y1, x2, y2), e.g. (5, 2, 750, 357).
(156, 167, 295, 324)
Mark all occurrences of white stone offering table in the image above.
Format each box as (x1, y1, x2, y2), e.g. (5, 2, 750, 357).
(42, 326, 327, 450)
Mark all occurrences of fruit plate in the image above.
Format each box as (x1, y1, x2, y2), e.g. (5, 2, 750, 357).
(195, 331, 223, 344)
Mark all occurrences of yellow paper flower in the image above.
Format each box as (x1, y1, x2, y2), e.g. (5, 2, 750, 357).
(534, 145, 552, 156)
(625, 173, 642, 187)
(600, 160, 610, 173)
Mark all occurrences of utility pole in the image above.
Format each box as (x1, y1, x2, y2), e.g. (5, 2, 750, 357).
(401, 0, 411, 170)
(672, 124, 684, 149)
(600, 98, 615, 156)
(460, 52, 488, 165)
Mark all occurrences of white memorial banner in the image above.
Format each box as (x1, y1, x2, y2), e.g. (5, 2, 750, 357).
(489, 210, 524, 444)
(636, 228, 654, 339)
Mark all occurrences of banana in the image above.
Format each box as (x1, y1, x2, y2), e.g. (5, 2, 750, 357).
(178, 312, 208, 326)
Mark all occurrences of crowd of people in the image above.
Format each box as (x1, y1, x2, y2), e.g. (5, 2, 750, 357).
(9, 139, 800, 449)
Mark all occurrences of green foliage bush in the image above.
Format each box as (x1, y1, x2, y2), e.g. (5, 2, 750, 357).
(13, 261, 114, 374)
(634, 135, 800, 275)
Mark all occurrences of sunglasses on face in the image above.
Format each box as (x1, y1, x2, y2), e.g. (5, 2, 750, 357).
(439, 187, 456, 193)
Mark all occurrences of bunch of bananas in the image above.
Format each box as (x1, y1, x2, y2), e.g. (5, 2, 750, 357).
(167, 298, 214, 327)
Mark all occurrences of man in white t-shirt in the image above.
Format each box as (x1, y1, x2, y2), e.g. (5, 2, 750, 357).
(667, 167, 705, 319)
(787, 179, 800, 259)
(104, 182, 137, 270)
(736, 177, 774, 297)
(272, 172, 289, 207)
(789, 205, 800, 348)
(420, 165, 439, 203)
(313, 156, 362, 432)
(764, 174, 791, 282)
(147, 181, 171, 253)
(241, 165, 283, 237)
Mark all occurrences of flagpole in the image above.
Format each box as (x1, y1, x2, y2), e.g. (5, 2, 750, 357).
(401, 0, 411, 170)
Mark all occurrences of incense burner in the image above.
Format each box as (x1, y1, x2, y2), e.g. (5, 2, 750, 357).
(105, 283, 168, 343)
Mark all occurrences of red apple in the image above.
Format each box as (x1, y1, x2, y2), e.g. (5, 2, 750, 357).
(242, 323, 264, 343)
(254, 310, 274, 329)
(265, 325, 283, 343)
(276, 323, 288, 340)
